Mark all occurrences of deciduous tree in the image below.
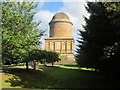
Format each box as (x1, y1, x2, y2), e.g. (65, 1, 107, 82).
(2, 1, 44, 69)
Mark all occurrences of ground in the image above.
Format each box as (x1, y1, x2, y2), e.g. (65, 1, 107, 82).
(1, 64, 114, 89)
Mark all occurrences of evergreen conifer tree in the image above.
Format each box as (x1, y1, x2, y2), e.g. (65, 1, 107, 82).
(75, 2, 120, 71)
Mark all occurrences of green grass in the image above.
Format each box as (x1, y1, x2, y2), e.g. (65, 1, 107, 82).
(57, 64, 96, 71)
(2, 65, 113, 89)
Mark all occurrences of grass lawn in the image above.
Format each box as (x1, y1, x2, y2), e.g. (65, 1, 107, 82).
(2, 65, 113, 89)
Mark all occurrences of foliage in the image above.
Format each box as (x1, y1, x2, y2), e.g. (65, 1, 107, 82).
(1, 2, 44, 65)
(103, 2, 120, 60)
(100, 2, 120, 72)
(59, 55, 67, 61)
(28, 49, 43, 70)
(45, 51, 60, 66)
(75, 2, 120, 71)
(29, 49, 60, 68)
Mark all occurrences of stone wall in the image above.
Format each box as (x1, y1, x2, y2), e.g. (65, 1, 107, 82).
(50, 22, 72, 37)
(45, 38, 74, 55)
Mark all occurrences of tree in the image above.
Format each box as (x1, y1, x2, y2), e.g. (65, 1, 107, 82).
(2, 1, 44, 69)
(28, 49, 41, 70)
(46, 51, 60, 66)
(102, 2, 120, 72)
(75, 2, 120, 71)
(28, 49, 60, 70)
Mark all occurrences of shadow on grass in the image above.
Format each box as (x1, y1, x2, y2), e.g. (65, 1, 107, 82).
(2, 66, 114, 89)
(3, 69, 45, 88)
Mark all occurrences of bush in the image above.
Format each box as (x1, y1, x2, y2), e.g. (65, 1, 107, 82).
(59, 55, 67, 61)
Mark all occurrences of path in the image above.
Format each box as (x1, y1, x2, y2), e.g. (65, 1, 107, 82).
(0, 66, 33, 75)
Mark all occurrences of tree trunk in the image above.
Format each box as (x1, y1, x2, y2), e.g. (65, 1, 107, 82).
(52, 62, 54, 67)
(33, 61, 36, 70)
(44, 63, 47, 67)
(26, 61, 29, 70)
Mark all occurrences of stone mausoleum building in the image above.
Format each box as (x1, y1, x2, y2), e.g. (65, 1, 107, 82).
(45, 12, 74, 60)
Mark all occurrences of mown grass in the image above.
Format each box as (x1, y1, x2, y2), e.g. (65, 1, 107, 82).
(2, 65, 113, 89)
(58, 65, 95, 71)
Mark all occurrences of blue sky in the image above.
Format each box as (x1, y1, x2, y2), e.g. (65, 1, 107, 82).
(40, 2, 63, 12)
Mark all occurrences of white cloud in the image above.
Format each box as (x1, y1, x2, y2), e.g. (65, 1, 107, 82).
(34, 10, 54, 48)
(36, 2, 45, 9)
(34, 10, 54, 33)
(60, 2, 89, 50)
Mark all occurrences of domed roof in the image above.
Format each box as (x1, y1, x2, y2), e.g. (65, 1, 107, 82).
(49, 12, 72, 25)
(53, 12, 69, 19)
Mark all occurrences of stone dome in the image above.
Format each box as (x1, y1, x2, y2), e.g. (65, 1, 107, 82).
(49, 12, 72, 25)
(49, 12, 73, 38)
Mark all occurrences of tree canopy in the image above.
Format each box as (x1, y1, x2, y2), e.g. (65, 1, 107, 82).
(75, 2, 120, 72)
(29, 49, 60, 69)
(2, 2, 44, 65)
